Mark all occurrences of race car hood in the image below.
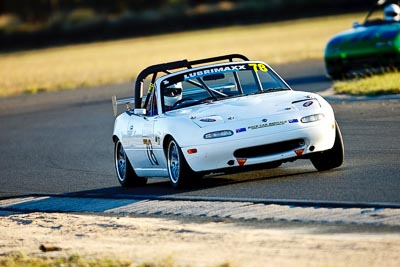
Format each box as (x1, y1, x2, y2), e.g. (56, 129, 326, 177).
(167, 91, 322, 128)
(325, 22, 400, 57)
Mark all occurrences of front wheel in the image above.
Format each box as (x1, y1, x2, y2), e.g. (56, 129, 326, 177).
(114, 139, 147, 187)
(310, 122, 344, 171)
(167, 138, 197, 188)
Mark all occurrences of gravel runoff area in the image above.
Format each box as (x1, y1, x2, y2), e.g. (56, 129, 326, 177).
(1, 207, 400, 267)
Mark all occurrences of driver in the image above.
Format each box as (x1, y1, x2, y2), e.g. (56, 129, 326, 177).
(384, 3, 400, 21)
(163, 82, 183, 111)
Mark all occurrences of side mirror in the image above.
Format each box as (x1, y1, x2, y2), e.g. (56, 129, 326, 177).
(133, 108, 146, 115)
(353, 22, 361, 28)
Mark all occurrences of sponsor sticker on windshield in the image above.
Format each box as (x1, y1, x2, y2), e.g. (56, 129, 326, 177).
(183, 65, 246, 80)
(181, 63, 270, 81)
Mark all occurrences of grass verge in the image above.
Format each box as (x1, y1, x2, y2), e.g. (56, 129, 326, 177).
(0, 253, 132, 267)
(333, 71, 400, 96)
(0, 253, 234, 267)
(0, 13, 360, 97)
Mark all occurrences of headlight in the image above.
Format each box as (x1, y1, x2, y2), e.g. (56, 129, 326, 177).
(301, 114, 324, 123)
(203, 130, 233, 139)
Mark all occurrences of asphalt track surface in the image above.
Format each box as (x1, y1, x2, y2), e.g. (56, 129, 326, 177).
(0, 60, 399, 208)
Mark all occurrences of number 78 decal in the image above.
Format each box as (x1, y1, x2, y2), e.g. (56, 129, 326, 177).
(248, 63, 268, 72)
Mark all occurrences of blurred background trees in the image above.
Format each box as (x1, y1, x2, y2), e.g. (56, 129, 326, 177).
(0, 0, 371, 51)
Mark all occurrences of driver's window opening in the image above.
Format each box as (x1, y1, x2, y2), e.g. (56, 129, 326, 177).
(145, 89, 158, 116)
(163, 82, 183, 111)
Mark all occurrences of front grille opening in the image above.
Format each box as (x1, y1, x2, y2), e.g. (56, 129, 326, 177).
(234, 139, 304, 158)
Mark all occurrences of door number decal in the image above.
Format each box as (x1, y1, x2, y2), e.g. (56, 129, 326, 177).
(143, 138, 159, 165)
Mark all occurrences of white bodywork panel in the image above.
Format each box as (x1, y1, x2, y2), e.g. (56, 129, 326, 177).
(113, 60, 338, 178)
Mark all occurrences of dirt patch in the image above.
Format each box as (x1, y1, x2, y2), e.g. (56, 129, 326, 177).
(0, 211, 399, 266)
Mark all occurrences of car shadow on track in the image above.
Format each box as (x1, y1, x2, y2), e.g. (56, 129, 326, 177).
(61, 167, 324, 200)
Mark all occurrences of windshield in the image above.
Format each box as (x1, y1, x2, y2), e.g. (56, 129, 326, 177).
(160, 62, 290, 111)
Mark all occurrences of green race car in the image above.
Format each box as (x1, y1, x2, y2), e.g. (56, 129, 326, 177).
(324, 0, 400, 79)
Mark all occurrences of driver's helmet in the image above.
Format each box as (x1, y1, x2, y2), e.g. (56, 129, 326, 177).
(163, 82, 183, 109)
(384, 4, 400, 21)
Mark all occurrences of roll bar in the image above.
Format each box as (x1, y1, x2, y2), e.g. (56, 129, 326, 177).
(133, 54, 250, 108)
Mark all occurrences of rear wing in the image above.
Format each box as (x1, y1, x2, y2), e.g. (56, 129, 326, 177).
(111, 96, 135, 117)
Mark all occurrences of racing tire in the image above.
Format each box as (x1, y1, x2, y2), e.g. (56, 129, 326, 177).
(114, 139, 147, 187)
(310, 122, 344, 171)
(166, 138, 197, 189)
(328, 72, 344, 80)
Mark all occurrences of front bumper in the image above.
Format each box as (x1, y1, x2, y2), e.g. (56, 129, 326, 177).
(325, 50, 400, 76)
(183, 119, 336, 172)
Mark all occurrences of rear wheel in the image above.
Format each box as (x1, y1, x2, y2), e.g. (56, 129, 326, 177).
(310, 122, 344, 171)
(114, 139, 147, 187)
(167, 138, 197, 188)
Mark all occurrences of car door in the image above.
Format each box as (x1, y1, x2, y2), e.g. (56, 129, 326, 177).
(125, 89, 166, 177)
(123, 114, 148, 174)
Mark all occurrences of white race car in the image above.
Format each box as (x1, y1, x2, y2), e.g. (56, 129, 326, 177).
(112, 54, 344, 188)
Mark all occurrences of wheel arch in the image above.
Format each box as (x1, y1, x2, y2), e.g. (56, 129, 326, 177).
(162, 134, 188, 159)
(163, 134, 173, 157)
